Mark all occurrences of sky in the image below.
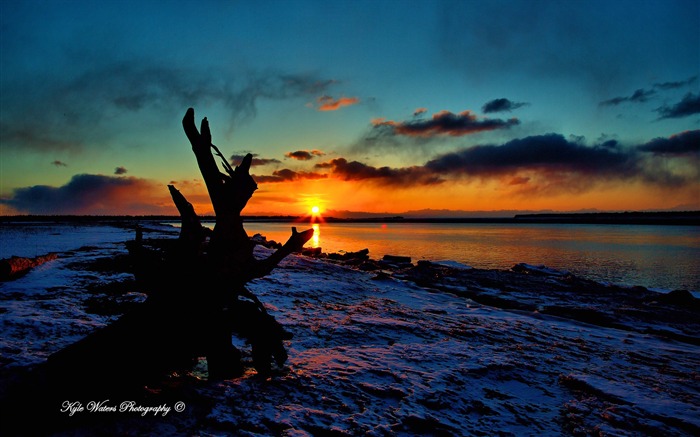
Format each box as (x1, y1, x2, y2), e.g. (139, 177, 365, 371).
(1, 0, 699, 217)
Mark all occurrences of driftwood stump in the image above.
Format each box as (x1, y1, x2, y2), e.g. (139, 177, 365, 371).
(0, 109, 314, 434)
(169, 107, 314, 377)
(48, 108, 312, 386)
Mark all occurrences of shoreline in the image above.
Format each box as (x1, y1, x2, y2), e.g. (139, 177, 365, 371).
(0, 225, 699, 435)
(2, 219, 699, 294)
(1, 210, 699, 226)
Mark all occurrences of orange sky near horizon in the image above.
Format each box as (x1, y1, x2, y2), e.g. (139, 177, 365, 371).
(161, 174, 697, 218)
(1, 128, 698, 217)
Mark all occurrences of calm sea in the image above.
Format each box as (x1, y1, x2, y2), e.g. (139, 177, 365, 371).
(239, 222, 700, 292)
(3, 221, 696, 293)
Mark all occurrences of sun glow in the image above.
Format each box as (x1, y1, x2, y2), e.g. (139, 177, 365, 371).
(309, 204, 325, 224)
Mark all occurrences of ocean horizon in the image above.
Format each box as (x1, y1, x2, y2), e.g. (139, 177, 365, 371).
(3, 219, 698, 293)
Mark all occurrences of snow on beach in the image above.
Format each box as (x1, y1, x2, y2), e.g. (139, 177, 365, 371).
(1, 221, 699, 436)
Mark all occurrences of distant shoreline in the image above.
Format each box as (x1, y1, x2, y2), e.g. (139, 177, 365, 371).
(1, 211, 698, 226)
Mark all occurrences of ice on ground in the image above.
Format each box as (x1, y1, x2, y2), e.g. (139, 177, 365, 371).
(0, 223, 698, 436)
(430, 259, 473, 270)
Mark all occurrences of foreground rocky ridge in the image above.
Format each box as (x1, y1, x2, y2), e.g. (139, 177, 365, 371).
(255, 232, 699, 347)
(0, 226, 698, 435)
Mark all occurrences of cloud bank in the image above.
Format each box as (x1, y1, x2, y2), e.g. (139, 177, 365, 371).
(637, 130, 700, 155)
(371, 110, 519, 138)
(424, 134, 635, 177)
(315, 158, 443, 186)
(1, 174, 169, 215)
(282, 130, 699, 192)
(4, 131, 697, 214)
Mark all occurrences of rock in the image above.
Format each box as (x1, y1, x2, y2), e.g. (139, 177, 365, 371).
(658, 289, 698, 308)
(0, 253, 58, 280)
(327, 248, 370, 261)
(358, 261, 381, 271)
(383, 254, 412, 264)
(371, 271, 393, 281)
(302, 247, 323, 257)
(512, 263, 569, 277)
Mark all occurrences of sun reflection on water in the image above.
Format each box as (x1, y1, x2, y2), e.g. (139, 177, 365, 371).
(312, 223, 320, 248)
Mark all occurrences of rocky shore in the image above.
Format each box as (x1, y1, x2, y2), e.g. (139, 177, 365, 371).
(0, 225, 698, 435)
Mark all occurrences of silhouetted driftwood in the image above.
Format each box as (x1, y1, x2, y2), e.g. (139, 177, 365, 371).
(172, 107, 313, 376)
(0, 109, 314, 434)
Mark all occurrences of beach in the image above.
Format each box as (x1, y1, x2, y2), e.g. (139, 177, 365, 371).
(0, 221, 698, 436)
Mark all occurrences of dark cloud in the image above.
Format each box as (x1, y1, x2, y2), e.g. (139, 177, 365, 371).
(332, 131, 697, 190)
(372, 110, 520, 138)
(1, 61, 338, 152)
(52, 160, 68, 167)
(253, 169, 327, 183)
(315, 158, 443, 186)
(285, 150, 325, 161)
(600, 76, 698, 108)
(599, 88, 656, 106)
(425, 134, 637, 177)
(0, 174, 166, 215)
(482, 98, 529, 113)
(229, 154, 281, 167)
(114, 166, 128, 175)
(653, 75, 698, 90)
(638, 130, 700, 155)
(655, 93, 700, 119)
(423, 132, 697, 190)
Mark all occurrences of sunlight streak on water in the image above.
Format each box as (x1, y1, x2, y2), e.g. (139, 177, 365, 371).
(311, 223, 320, 248)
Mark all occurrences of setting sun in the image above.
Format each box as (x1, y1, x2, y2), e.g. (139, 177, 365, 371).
(311, 206, 320, 215)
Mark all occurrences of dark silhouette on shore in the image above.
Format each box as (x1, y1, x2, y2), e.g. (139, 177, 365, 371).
(1, 109, 313, 435)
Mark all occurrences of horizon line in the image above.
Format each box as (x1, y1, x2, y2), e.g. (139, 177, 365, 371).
(1, 210, 698, 226)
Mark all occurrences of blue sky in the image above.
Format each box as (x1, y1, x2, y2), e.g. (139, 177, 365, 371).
(1, 0, 698, 216)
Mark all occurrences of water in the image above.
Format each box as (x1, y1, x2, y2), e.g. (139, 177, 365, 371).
(2, 221, 697, 293)
(240, 222, 700, 292)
